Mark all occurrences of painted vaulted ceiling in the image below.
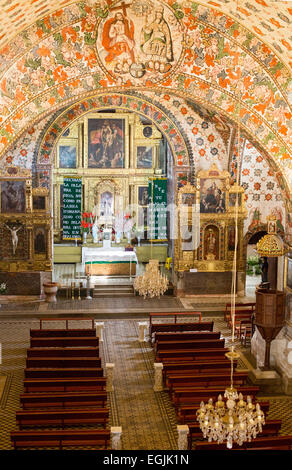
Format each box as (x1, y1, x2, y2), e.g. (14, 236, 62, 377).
(0, 0, 291, 68)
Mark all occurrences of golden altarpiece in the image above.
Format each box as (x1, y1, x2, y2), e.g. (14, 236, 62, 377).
(0, 167, 52, 294)
(53, 112, 163, 242)
(174, 164, 247, 295)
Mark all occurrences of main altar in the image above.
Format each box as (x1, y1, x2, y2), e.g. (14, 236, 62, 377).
(82, 247, 138, 276)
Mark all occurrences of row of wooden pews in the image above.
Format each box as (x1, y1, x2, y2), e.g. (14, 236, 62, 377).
(150, 311, 292, 451)
(10, 318, 111, 450)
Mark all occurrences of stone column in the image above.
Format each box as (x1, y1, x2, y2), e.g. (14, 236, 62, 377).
(138, 321, 148, 342)
(237, 271, 245, 297)
(111, 426, 122, 450)
(106, 363, 115, 392)
(177, 425, 189, 450)
(95, 322, 104, 342)
(153, 363, 164, 391)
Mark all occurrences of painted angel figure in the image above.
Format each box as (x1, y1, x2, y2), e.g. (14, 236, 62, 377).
(4, 224, 22, 255)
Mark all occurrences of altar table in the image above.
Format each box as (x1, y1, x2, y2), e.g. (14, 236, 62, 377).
(82, 247, 137, 276)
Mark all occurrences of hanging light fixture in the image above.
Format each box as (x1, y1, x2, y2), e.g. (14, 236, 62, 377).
(196, 59, 265, 447)
(134, 106, 169, 298)
(257, 216, 286, 257)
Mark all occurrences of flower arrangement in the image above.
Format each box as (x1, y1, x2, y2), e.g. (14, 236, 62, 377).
(0, 282, 7, 294)
(81, 212, 93, 234)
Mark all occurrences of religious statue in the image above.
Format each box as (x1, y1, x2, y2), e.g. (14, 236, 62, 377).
(140, 6, 173, 72)
(91, 215, 99, 244)
(205, 228, 217, 260)
(4, 224, 22, 255)
(101, 12, 135, 71)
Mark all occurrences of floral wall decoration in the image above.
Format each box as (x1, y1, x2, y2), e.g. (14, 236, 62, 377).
(241, 140, 286, 237)
(0, 0, 290, 200)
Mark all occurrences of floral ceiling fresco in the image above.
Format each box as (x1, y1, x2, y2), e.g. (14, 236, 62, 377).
(0, 0, 291, 207)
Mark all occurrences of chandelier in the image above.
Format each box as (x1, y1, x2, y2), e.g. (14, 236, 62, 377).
(197, 61, 265, 448)
(134, 259, 169, 298)
(196, 349, 265, 449)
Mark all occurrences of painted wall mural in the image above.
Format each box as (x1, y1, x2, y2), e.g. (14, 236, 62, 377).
(0, 0, 290, 177)
(241, 139, 286, 237)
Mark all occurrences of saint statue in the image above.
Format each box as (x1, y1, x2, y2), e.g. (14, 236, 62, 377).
(205, 228, 217, 260)
(140, 6, 173, 71)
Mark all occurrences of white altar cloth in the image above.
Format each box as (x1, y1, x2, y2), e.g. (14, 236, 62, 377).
(82, 247, 138, 275)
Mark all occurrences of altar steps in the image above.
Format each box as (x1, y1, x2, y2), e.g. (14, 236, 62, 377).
(93, 284, 134, 298)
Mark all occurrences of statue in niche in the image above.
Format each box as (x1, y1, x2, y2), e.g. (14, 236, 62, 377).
(4, 224, 22, 255)
(100, 191, 113, 217)
(205, 228, 217, 260)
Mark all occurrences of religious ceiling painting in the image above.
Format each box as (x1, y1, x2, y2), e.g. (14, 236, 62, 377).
(95, 1, 184, 85)
(0, 1, 290, 188)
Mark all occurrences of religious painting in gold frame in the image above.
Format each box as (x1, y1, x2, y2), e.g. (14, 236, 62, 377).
(0, 180, 26, 214)
(84, 113, 129, 169)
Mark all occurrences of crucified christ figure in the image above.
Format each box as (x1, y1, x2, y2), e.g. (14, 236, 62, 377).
(4, 224, 22, 255)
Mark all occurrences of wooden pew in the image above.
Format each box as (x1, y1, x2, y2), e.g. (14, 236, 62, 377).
(224, 303, 255, 322)
(167, 370, 249, 393)
(16, 408, 109, 429)
(30, 337, 99, 348)
(153, 331, 221, 344)
(23, 377, 107, 393)
(194, 435, 292, 450)
(149, 312, 202, 337)
(155, 339, 225, 358)
(178, 399, 269, 424)
(162, 360, 236, 383)
(20, 391, 107, 409)
(11, 429, 111, 450)
(24, 367, 104, 379)
(26, 357, 102, 369)
(156, 348, 229, 362)
(27, 347, 100, 358)
(30, 328, 97, 338)
(187, 419, 282, 449)
(151, 321, 214, 338)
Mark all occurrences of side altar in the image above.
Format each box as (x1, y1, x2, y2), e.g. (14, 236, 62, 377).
(82, 247, 138, 276)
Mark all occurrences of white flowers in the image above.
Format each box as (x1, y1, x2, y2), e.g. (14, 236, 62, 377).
(0, 283, 7, 294)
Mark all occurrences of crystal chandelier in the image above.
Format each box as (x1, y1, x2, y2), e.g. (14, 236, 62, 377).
(134, 259, 169, 299)
(196, 349, 265, 449)
(197, 66, 265, 448)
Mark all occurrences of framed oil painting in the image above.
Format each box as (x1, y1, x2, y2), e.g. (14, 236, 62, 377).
(0, 180, 26, 213)
(85, 114, 128, 169)
(136, 146, 153, 169)
(138, 186, 149, 206)
(200, 178, 226, 214)
(228, 226, 236, 251)
(33, 195, 46, 211)
(58, 142, 77, 169)
(34, 227, 46, 254)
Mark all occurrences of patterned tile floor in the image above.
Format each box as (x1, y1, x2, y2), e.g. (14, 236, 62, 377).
(0, 313, 291, 450)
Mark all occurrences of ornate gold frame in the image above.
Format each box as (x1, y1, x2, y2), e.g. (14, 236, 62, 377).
(84, 112, 130, 169)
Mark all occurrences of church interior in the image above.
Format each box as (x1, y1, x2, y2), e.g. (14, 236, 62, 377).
(0, 0, 292, 452)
